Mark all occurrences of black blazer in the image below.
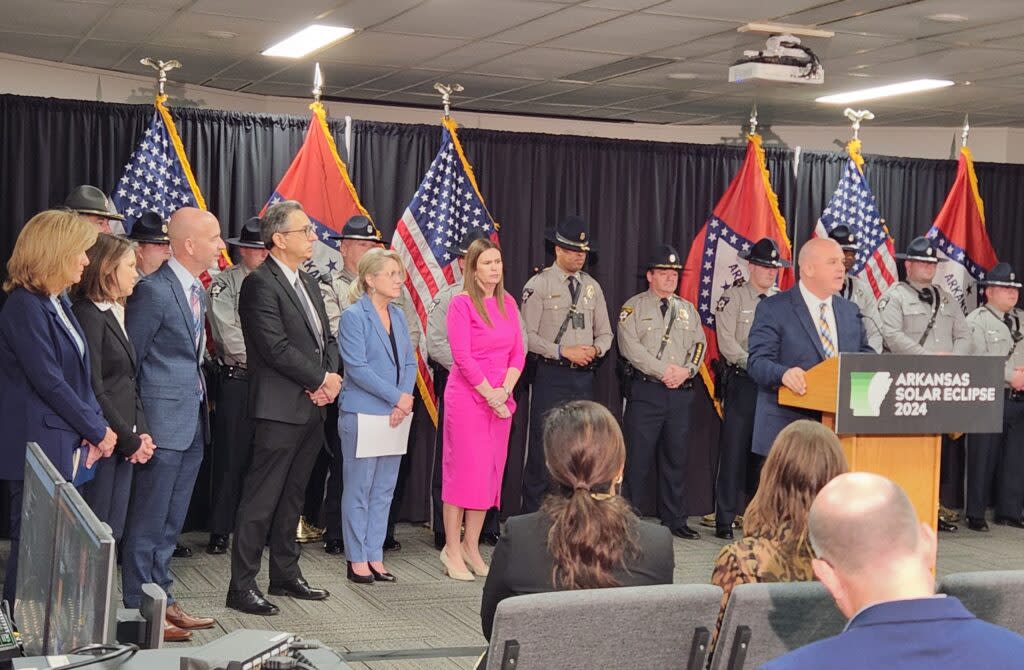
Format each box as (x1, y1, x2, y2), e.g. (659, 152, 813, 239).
(239, 257, 340, 425)
(71, 300, 148, 457)
(480, 511, 675, 640)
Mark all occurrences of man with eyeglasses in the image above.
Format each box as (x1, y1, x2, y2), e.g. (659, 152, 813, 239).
(226, 200, 339, 615)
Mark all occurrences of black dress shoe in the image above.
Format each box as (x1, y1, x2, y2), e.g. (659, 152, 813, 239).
(173, 543, 192, 558)
(715, 527, 734, 540)
(994, 516, 1024, 529)
(324, 539, 344, 554)
(268, 577, 329, 600)
(347, 562, 374, 584)
(938, 518, 958, 533)
(368, 565, 397, 582)
(966, 517, 989, 532)
(670, 525, 701, 540)
(433, 532, 446, 550)
(226, 589, 280, 615)
(383, 536, 402, 552)
(206, 534, 228, 555)
(480, 532, 500, 547)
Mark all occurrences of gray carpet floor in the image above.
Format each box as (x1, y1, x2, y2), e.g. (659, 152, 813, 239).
(28, 515, 1015, 669)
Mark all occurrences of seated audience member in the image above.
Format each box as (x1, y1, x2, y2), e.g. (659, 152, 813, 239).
(480, 400, 674, 641)
(759, 472, 1024, 669)
(712, 420, 847, 638)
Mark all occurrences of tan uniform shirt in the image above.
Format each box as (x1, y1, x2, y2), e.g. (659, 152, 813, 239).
(715, 280, 776, 369)
(879, 282, 971, 355)
(521, 264, 613, 359)
(208, 264, 250, 367)
(967, 305, 1024, 386)
(617, 290, 706, 378)
(842, 274, 883, 353)
(426, 284, 528, 371)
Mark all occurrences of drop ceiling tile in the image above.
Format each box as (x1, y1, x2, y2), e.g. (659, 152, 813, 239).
(317, 0, 426, 31)
(641, 0, 823, 22)
(159, 12, 307, 55)
(0, 31, 77, 60)
(404, 73, 540, 98)
(277, 62, 399, 88)
(492, 81, 590, 101)
(189, 0, 338, 22)
(489, 6, 626, 46)
(374, 0, 557, 39)
(65, 39, 138, 69)
(852, 47, 1024, 79)
(88, 6, 179, 41)
(202, 77, 252, 91)
(318, 31, 468, 67)
(0, 0, 108, 36)
(420, 41, 525, 70)
(612, 109, 692, 123)
(468, 48, 623, 79)
(824, 0, 1024, 40)
(532, 84, 666, 106)
(117, 48, 240, 83)
(780, 0, 919, 27)
(333, 88, 389, 100)
(241, 81, 327, 97)
(500, 101, 593, 116)
(544, 13, 737, 55)
(212, 59, 293, 82)
(582, 0, 664, 10)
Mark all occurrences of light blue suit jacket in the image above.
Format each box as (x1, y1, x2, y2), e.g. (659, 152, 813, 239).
(338, 294, 416, 415)
(126, 262, 207, 451)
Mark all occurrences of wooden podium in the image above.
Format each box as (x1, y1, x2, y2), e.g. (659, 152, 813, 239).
(778, 357, 940, 533)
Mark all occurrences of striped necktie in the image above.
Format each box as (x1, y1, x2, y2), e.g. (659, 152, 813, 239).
(818, 302, 836, 358)
(189, 281, 203, 346)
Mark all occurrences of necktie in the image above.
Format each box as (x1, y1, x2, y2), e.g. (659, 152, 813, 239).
(817, 302, 837, 358)
(660, 297, 669, 318)
(294, 277, 321, 342)
(189, 281, 203, 347)
(758, 293, 766, 301)
(568, 276, 580, 304)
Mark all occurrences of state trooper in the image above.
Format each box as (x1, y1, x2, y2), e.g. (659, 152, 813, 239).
(520, 215, 613, 513)
(879, 235, 971, 532)
(965, 263, 1024, 532)
(619, 244, 706, 540)
(206, 216, 270, 555)
(829, 224, 883, 353)
(126, 211, 172, 277)
(712, 238, 789, 540)
(425, 228, 500, 549)
(64, 184, 123, 234)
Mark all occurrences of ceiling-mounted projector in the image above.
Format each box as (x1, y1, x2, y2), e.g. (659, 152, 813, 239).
(729, 34, 824, 85)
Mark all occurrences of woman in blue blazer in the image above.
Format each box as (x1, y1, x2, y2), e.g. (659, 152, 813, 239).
(0, 210, 116, 606)
(338, 248, 416, 584)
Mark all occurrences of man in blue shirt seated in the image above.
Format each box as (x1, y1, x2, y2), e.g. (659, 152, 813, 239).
(760, 472, 1024, 670)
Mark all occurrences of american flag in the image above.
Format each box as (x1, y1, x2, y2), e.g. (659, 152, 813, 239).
(391, 117, 498, 423)
(111, 97, 204, 233)
(814, 143, 897, 298)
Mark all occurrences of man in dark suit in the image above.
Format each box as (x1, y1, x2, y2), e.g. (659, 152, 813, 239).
(758, 472, 1024, 669)
(123, 207, 225, 641)
(747, 237, 874, 458)
(226, 200, 340, 615)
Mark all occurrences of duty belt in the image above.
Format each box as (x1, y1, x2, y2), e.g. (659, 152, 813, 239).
(221, 364, 249, 381)
(1007, 388, 1024, 402)
(539, 357, 599, 372)
(632, 370, 694, 389)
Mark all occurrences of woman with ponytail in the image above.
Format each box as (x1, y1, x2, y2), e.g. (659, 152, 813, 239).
(480, 400, 673, 640)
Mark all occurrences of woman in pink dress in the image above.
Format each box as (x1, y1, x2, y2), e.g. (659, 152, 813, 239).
(441, 238, 525, 581)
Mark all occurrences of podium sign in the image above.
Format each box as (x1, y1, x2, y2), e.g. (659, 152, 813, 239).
(835, 354, 1004, 435)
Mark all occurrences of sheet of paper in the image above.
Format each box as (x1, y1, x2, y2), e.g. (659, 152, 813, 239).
(356, 412, 413, 458)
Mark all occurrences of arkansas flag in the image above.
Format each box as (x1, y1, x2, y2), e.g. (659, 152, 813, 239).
(680, 133, 793, 403)
(925, 146, 998, 314)
(262, 101, 369, 277)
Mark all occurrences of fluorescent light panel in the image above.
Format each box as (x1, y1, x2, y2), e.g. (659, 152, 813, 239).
(262, 25, 354, 58)
(815, 79, 954, 104)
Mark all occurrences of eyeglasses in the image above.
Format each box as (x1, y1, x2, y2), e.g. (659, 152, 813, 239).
(278, 225, 316, 238)
(374, 270, 404, 281)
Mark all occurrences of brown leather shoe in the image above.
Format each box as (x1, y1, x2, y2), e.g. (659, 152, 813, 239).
(163, 621, 192, 642)
(166, 602, 216, 630)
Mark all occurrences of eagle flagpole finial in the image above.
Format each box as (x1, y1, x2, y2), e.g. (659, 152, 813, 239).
(139, 58, 182, 97)
(433, 82, 464, 119)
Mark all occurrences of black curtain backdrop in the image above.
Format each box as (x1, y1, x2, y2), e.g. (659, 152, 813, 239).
(3, 92, 1023, 526)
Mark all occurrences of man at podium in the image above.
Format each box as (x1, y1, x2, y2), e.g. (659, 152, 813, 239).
(747, 238, 874, 458)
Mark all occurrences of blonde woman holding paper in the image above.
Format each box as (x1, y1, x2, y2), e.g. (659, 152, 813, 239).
(338, 248, 416, 585)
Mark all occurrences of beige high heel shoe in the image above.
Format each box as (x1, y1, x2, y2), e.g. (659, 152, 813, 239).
(440, 548, 474, 581)
(460, 546, 490, 577)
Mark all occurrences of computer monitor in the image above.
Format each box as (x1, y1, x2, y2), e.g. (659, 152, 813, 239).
(45, 485, 117, 654)
(15, 443, 66, 656)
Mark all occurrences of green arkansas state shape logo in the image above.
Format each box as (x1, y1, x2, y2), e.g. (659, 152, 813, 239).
(849, 371, 894, 417)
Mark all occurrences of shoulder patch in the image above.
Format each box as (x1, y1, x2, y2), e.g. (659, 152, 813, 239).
(522, 287, 535, 303)
(878, 295, 891, 312)
(619, 306, 634, 324)
(209, 281, 225, 298)
(715, 295, 730, 312)
(732, 277, 746, 287)
(427, 295, 442, 313)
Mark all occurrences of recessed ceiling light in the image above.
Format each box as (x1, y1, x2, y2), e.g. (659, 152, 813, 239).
(815, 78, 954, 104)
(205, 30, 237, 39)
(667, 73, 698, 80)
(927, 13, 969, 23)
(262, 25, 354, 58)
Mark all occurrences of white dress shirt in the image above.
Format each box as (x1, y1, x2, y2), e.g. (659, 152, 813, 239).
(50, 295, 84, 357)
(93, 301, 128, 338)
(269, 254, 323, 341)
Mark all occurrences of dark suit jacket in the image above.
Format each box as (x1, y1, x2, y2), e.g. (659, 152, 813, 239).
(746, 287, 873, 456)
(480, 511, 675, 640)
(759, 597, 1024, 670)
(239, 257, 339, 425)
(0, 288, 107, 480)
(71, 301, 148, 457)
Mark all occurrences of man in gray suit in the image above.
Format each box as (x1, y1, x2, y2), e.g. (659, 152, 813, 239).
(123, 207, 225, 642)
